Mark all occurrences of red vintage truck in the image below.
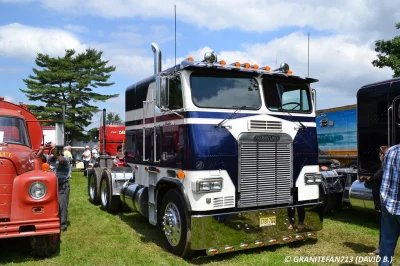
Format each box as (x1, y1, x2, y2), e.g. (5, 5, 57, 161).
(99, 125, 125, 156)
(0, 98, 60, 257)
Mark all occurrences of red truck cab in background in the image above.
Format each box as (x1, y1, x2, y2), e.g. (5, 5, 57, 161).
(99, 125, 125, 156)
(0, 98, 60, 257)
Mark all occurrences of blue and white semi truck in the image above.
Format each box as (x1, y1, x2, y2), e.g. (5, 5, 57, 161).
(88, 43, 324, 257)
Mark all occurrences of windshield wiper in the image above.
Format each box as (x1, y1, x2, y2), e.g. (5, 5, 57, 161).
(277, 107, 307, 130)
(215, 105, 256, 128)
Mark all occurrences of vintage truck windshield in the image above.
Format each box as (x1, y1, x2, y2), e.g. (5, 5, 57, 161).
(0, 116, 30, 146)
(262, 79, 311, 113)
(190, 72, 261, 109)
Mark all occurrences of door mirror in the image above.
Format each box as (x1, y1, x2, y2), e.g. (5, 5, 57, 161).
(156, 76, 169, 109)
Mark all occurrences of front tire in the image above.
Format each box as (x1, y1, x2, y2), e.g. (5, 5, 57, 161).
(100, 170, 121, 214)
(30, 234, 60, 258)
(160, 189, 192, 257)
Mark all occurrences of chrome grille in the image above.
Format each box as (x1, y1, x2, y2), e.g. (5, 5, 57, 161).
(238, 138, 292, 208)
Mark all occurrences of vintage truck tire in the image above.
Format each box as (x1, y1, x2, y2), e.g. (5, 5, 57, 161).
(160, 189, 192, 258)
(30, 233, 60, 258)
(100, 170, 121, 214)
(88, 168, 103, 205)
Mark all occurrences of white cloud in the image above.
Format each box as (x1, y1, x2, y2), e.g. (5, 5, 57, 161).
(64, 24, 88, 34)
(14, 0, 399, 40)
(3, 96, 15, 103)
(0, 23, 87, 60)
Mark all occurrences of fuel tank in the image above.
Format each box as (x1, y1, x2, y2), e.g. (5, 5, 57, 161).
(349, 180, 374, 211)
(120, 182, 148, 218)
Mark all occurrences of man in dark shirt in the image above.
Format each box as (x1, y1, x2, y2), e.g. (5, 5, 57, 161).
(48, 144, 71, 232)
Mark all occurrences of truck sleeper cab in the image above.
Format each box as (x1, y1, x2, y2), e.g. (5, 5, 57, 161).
(0, 99, 60, 258)
(89, 44, 323, 257)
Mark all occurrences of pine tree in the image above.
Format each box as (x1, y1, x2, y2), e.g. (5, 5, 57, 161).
(20, 49, 118, 140)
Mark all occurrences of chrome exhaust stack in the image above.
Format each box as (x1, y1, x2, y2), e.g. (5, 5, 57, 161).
(151, 43, 162, 74)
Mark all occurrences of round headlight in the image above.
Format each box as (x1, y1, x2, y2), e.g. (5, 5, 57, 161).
(29, 181, 47, 200)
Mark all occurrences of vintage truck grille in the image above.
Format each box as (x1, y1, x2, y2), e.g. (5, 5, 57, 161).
(238, 137, 292, 208)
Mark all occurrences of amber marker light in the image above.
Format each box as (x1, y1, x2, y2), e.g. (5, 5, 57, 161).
(252, 64, 259, 70)
(287, 69, 293, 75)
(41, 163, 50, 171)
(254, 240, 264, 247)
(295, 234, 305, 240)
(208, 248, 219, 255)
(225, 246, 235, 251)
(219, 60, 226, 66)
(242, 62, 250, 69)
(269, 239, 278, 244)
(187, 57, 194, 61)
(231, 62, 241, 68)
(176, 170, 185, 179)
(283, 236, 292, 242)
(307, 232, 316, 238)
(240, 243, 249, 249)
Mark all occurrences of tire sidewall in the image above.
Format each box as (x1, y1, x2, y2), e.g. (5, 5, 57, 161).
(160, 189, 191, 257)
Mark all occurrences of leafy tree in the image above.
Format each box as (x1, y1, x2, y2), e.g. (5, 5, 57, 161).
(372, 22, 400, 77)
(106, 112, 123, 125)
(86, 127, 100, 142)
(20, 49, 118, 140)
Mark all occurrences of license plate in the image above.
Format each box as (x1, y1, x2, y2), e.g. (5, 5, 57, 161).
(260, 216, 276, 227)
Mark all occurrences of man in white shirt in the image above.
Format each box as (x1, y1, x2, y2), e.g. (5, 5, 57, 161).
(82, 145, 91, 177)
(92, 145, 99, 165)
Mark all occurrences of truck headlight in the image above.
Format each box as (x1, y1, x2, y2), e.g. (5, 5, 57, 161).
(304, 173, 323, 185)
(196, 179, 223, 193)
(29, 181, 47, 200)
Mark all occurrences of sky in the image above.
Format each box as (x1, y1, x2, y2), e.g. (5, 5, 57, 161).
(0, 0, 398, 129)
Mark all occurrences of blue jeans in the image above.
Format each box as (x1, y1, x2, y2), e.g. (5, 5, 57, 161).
(379, 205, 400, 266)
(83, 160, 89, 176)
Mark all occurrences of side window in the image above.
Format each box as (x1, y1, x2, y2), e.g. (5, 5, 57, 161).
(125, 87, 136, 112)
(135, 83, 149, 109)
(169, 78, 183, 109)
(125, 130, 137, 163)
(301, 89, 310, 111)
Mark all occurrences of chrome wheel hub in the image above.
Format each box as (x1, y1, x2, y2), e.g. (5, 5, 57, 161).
(101, 179, 107, 206)
(162, 202, 181, 247)
(89, 176, 95, 199)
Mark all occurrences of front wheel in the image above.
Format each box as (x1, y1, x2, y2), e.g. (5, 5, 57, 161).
(30, 234, 60, 258)
(160, 189, 192, 257)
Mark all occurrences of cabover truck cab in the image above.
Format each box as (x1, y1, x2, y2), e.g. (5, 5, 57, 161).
(99, 125, 126, 156)
(0, 98, 60, 257)
(350, 78, 400, 211)
(88, 44, 323, 257)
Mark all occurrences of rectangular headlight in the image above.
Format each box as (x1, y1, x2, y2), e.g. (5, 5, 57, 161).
(195, 179, 223, 193)
(314, 173, 323, 183)
(198, 181, 211, 191)
(305, 174, 315, 184)
(211, 180, 222, 191)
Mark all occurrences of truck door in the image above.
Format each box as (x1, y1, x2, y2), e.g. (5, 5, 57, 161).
(391, 96, 400, 146)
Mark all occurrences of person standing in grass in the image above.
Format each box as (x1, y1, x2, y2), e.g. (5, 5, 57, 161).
(82, 145, 91, 177)
(379, 144, 400, 266)
(367, 146, 389, 256)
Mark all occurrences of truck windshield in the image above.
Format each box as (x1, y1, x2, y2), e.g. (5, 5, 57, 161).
(190, 72, 261, 109)
(262, 79, 311, 113)
(0, 116, 30, 146)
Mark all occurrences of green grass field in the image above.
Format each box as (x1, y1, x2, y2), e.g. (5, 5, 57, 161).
(0, 172, 398, 266)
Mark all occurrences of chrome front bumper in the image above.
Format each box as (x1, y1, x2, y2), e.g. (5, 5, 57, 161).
(190, 203, 323, 254)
